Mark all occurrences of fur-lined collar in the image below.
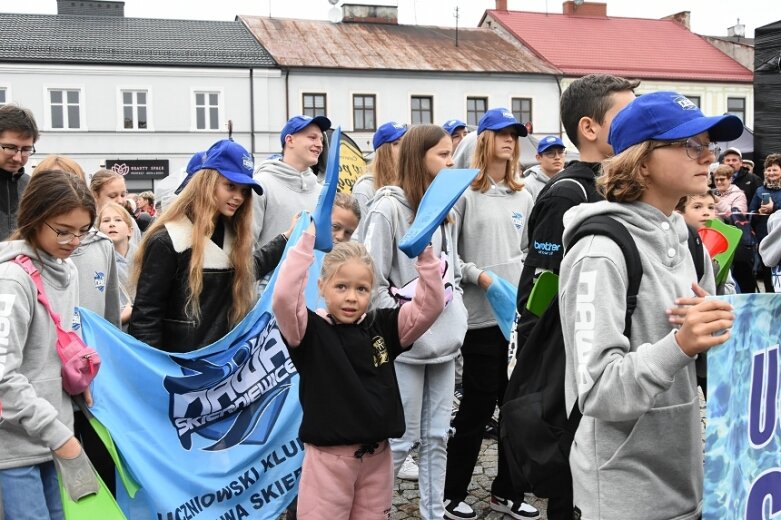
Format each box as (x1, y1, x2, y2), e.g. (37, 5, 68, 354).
(164, 217, 234, 269)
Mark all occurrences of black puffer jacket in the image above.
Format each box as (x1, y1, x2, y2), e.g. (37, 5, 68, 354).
(128, 217, 286, 353)
(0, 168, 30, 241)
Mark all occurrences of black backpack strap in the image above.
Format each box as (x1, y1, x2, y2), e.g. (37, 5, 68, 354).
(686, 225, 705, 283)
(562, 215, 644, 430)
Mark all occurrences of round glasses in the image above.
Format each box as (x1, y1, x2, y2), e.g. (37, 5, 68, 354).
(45, 222, 96, 245)
(652, 138, 720, 161)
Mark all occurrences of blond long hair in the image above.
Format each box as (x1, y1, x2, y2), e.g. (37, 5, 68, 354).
(130, 169, 255, 326)
(369, 143, 398, 191)
(397, 124, 449, 216)
(470, 131, 524, 193)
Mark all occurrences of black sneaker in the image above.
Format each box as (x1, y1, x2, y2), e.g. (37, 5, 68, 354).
(490, 495, 540, 519)
(444, 498, 477, 520)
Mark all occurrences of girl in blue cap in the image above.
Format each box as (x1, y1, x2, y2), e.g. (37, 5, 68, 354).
(558, 92, 741, 519)
(444, 108, 538, 520)
(361, 124, 468, 520)
(352, 121, 407, 219)
(129, 139, 293, 353)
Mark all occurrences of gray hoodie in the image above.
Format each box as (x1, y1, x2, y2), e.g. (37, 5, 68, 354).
(559, 201, 715, 520)
(760, 211, 781, 291)
(0, 241, 79, 469)
(70, 230, 121, 327)
(453, 179, 532, 328)
(522, 165, 555, 202)
(351, 173, 375, 219)
(252, 159, 322, 247)
(362, 186, 468, 364)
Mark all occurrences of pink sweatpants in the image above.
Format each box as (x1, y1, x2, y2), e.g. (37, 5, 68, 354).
(296, 441, 394, 520)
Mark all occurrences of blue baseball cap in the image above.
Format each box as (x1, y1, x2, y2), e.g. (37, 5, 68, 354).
(442, 119, 467, 136)
(178, 139, 262, 195)
(373, 122, 407, 150)
(175, 150, 208, 194)
(477, 108, 528, 136)
(608, 91, 744, 155)
(537, 135, 565, 154)
(280, 115, 331, 147)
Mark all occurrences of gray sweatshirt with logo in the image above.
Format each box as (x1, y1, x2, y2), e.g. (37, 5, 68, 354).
(0, 241, 79, 469)
(362, 186, 468, 364)
(70, 230, 120, 327)
(252, 159, 322, 247)
(559, 201, 715, 520)
(453, 179, 532, 328)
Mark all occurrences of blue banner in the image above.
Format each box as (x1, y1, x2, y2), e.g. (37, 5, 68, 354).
(704, 293, 781, 520)
(77, 219, 324, 520)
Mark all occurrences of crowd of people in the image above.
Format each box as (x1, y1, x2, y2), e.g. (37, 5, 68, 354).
(0, 71, 778, 520)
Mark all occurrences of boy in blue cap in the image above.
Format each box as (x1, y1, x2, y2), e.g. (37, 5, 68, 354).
(523, 136, 566, 202)
(443, 119, 468, 152)
(559, 90, 741, 520)
(252, 115, 331, 250)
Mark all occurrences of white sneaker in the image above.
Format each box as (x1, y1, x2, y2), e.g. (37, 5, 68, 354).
(397, 454, 419, 481)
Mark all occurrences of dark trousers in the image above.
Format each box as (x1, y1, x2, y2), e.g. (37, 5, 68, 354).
(444, 326, 517, 501)
(74, 411, 115, 495)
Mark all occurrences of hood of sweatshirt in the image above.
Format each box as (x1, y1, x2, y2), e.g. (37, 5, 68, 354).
(0, 240, 75, 289)
(69, 228, 113, 260)
(255, 159, 319, 193)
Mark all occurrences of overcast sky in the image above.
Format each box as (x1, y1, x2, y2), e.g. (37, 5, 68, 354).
(2, 0, 779, 38)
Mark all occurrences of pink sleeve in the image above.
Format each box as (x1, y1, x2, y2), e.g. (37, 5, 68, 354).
(397, 245, 445, 347)
(271, 232, 315, 348)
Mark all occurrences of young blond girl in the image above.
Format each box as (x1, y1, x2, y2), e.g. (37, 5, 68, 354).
(98, 202, 136, 325)
(559, 91, 740, 519)
(0, 170, 98, 519)
(272, 221, 444, 520)
(351, 121, 407, 218)
(129, 139, 287, 352)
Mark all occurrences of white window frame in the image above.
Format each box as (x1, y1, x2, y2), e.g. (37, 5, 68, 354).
(43, 85, 87, 131)
(117, 87, 153, 131)
(191, 88, 224, 132)
(0, 84, 10, 106)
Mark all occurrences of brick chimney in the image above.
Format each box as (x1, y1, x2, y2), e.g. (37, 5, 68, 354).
(562, 1, 607, 17)
(57, 0, 124, 16)
(342, 4, 398, 24)
(495, 0, 508, 11)
(663, 11, 691, 30)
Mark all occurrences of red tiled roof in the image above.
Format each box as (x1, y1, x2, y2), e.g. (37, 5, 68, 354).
(240, 16, 560, 74)
(485, 10, 753, 82)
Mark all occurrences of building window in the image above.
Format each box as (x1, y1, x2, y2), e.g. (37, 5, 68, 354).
(411, 96, 433, 124)
(353, 94, 376, 131)
(727, 97, 745, 123)
(466, 97, 487, 126)
(303, 93, 327, 118)
(0, 88, 6, 105)
(686, 95, 701, 108)
(122, 90, 148, 130)
(512, 97, 532, 124)
(194, 91, 220, 130)
(49, 89, 81, 129)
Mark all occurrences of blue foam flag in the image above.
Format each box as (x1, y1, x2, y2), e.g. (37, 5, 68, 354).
(311, 126, 342, 252)
(398, 168, 478, 258)
(484, 272, 518, 341)
(77, 214, 325, 520)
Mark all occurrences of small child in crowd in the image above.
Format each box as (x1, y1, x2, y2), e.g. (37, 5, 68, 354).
(98, 202, 136, 326)
(272, 221, 445, 520)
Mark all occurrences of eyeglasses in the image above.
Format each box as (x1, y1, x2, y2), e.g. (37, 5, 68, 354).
(652, 138, 720, 161)
(45, 222, 96, 245)
(542, 149, 566, 158)
(0, 144, 36, 157)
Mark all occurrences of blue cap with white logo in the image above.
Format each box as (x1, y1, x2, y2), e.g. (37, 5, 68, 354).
(280, 115, 331, 147)
(536, 135, 565, 154)
(442, 119, 467, 136)
(477, 108, 528, 136)
(608, 91, 744, 155)
(373, 122, 407, 150)
(197, 139, 262, 195)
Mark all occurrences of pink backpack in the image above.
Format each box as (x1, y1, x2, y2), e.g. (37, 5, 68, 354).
(14, 255, 100, 395)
